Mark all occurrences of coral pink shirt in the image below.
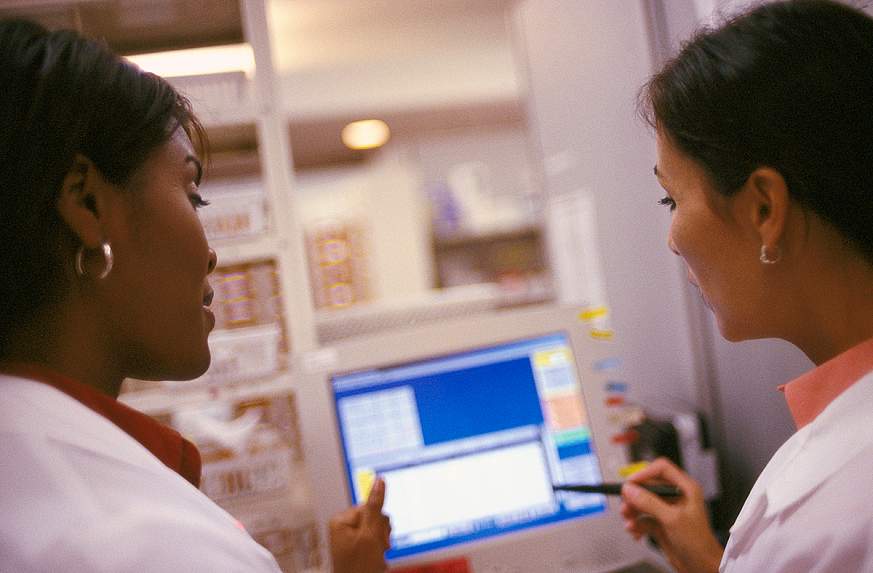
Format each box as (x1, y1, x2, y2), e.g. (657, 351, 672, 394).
(0, 362, 202, 487)
(779, 336, 873, 429)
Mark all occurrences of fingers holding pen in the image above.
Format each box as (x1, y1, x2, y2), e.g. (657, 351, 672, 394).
(619, 458, 723, 573)
(625, 457, 702, 501)
(619, 459, 693, 545)
(621, 458, 703, 522)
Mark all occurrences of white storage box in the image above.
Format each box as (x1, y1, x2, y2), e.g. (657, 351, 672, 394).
(168, 71, 255, 125)
(183, 323, 282, 386)
(199, 185, 268, 242)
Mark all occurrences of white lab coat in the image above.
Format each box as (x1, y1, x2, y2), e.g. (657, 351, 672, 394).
(0, 374, 281, 572)
(721, 370, 873, 572)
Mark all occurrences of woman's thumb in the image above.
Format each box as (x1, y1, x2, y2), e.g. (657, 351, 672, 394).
(622, 482, 669, 519)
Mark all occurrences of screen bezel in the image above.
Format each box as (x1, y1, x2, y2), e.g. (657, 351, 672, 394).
(295, 305, 636, 569)
(327, 330, 608, 560)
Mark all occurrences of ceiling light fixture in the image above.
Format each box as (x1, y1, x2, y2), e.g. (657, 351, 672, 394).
(125, 43, 255, 79)
(341, 119, 391, 150)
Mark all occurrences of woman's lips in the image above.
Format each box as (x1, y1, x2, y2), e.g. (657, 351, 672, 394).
(202, 289, 216, 330)
(203, 306, 216, 330)
(686, 272, 711, 309)
(686, 270, 699, 288)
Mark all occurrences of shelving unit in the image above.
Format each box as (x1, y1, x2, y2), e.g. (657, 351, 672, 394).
(149, 3, 322, 570)
(137, 3, 318, 569)
(433, 225, 554, 306)
(0, 1, 326, 570)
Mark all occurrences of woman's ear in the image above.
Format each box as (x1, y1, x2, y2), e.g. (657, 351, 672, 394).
(56, 155, 108, 249)
(742, 166, 790, 247)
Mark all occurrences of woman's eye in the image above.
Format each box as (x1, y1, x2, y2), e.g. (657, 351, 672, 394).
(188, 193, 210, 210)
(658, 196, 676, 211)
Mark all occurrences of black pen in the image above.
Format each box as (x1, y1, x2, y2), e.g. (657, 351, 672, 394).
(553, 482, 682, 499)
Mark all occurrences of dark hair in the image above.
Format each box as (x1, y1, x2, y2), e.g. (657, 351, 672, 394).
(640, 0, 873, 264)
(0, 19, 204, 353)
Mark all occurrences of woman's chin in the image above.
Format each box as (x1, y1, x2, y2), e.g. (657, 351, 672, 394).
(713, 315, 748, 342)
(160, 349, 212, 382)
(188, 348, 212, 379)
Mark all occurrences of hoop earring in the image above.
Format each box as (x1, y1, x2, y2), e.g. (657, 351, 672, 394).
(75, 241, 114, 280)
(759, 244, 780, 265)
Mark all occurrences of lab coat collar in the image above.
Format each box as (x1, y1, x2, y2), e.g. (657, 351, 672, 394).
(762, 370, 873, 518)
(727, 370, 873, 552)
(0, 372, 201, 487)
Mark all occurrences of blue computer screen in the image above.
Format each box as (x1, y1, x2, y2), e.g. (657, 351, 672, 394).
(330, 332, 606, 560)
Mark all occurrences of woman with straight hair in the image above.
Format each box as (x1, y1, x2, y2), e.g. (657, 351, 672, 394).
(621, 1, 873, 571)
(0, 19, 389, 572)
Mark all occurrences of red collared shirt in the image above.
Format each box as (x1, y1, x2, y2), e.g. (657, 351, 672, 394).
(779, 335, 873, 429)
(0, 363, 201, 487)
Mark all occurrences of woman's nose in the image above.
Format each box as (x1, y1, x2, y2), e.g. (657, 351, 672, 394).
(207, 247, 218, 274)
(667, 233, 679, 257)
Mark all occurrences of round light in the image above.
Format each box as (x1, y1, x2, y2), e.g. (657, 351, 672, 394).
(341, 119, 391, 150)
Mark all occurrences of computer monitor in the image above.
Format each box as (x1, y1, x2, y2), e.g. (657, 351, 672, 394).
(296, 305, 668, 572)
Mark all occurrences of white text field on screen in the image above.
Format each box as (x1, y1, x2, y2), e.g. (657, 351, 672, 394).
(383, 441, 556, 537)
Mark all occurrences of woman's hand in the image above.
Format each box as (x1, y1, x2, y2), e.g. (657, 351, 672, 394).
(620, 458, 723, 573)
(329, 478, 392, 573)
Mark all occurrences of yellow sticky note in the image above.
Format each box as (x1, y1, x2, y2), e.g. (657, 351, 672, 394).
(533, 348, 570, 367)
(356, 469, 376, 502)
(589, 328, 615, 341)
(579, 306, 609, 322)
(618, 461, 650, 478)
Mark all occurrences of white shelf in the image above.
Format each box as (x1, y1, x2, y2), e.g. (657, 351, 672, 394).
(199, 102, 258, 129)
(168, 71, 258, 127)
(120, 371, 294, 417)
(213, 235, 283, 266)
